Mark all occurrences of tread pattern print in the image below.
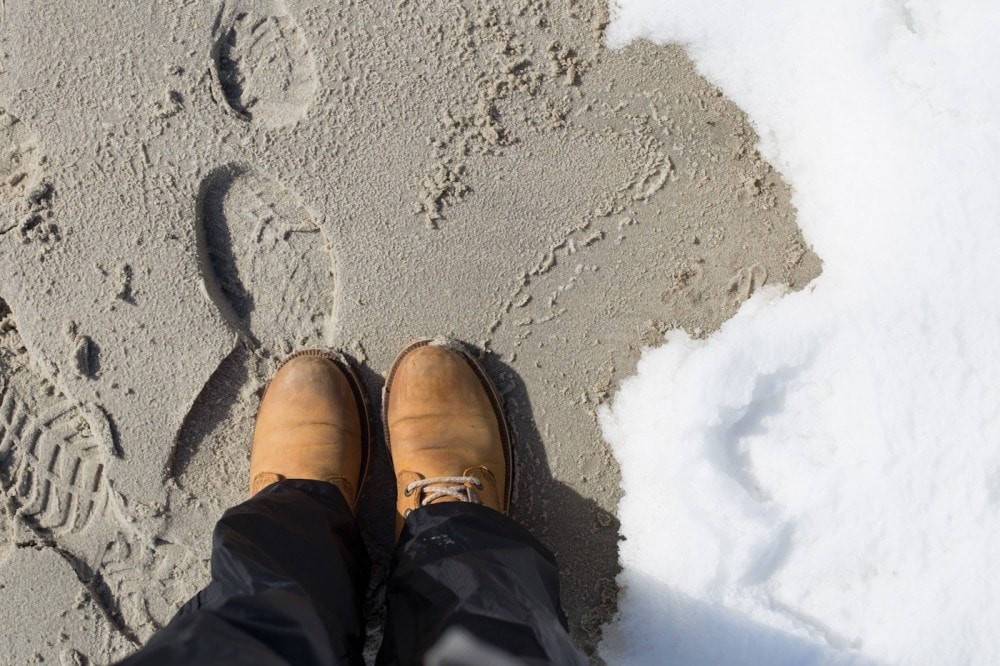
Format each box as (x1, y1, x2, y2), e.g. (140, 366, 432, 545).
(0, 308, 203, 643)
(211, 0, 319, 128)
(0, 391, 109, 535)
(0, 316, 113, 540)
(196, 164, 335, 355)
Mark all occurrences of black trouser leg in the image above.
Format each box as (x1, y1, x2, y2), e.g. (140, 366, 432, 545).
(376, 503, 588, 666)
(119, 480, 370, 666)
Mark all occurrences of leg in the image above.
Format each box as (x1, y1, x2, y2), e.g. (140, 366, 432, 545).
(120, 480, 369, 666)
(119, 350, 373, 665)
(378, 339, 587, 665)
(378, 503, 586, 666)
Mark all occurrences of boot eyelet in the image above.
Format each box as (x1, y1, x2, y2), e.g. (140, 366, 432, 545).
(403, 486, 414, 497)
(472, 478, 484, 490)
(404, 509, 412, 518)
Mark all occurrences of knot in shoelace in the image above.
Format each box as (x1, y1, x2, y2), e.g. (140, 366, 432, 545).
(404, 475, 483, 506)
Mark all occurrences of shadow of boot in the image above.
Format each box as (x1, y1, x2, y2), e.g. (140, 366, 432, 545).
(481, 349, 622, 659)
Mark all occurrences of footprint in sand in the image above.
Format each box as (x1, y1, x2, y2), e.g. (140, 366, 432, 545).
(0, 310, 116, 542)
(195, 163, 335, 354)
(210, 0, 319, 128)
(172, 165, 336, 504)
(0, 383, 112, 537)
(0, 304, 191, 642)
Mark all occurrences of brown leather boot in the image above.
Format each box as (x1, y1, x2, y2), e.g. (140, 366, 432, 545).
(249, 349, 371, 510)
(383, 338, 512, 537)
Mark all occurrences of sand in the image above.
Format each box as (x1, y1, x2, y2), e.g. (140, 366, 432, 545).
(0, 0, 819, 662)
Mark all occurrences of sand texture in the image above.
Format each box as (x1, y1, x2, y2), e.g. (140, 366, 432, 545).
(0, 0, 818, 662)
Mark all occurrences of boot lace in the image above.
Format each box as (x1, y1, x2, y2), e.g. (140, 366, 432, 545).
(405, 475, 483, 505)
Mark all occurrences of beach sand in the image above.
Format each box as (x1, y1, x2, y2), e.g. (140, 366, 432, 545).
(0, 0, 818, 661)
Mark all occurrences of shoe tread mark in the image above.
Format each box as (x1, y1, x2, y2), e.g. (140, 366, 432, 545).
(0, 333, 110, 536)
(0, 319, 178, 641)
(0, 380, 110, 536)
(196, 164, 335, 355)
(212, 0, 318, 128)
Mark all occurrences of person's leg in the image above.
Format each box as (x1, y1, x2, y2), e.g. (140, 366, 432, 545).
(376, 339, 587, 665)
(120, 480, 370, 666)
(119, 350, 373, 665)
(379, 503, 586, 666)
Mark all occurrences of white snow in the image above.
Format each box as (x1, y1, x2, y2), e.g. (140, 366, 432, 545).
(599, 1, 1000, 664)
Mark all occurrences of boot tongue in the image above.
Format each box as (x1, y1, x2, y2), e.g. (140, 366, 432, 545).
(322, 475, 355, 508)
(251, 472, 285, 495)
